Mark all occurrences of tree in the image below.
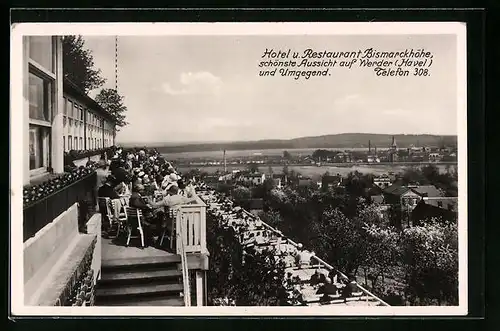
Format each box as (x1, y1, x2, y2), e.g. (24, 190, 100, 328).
(401, 220, 458, 305)
(206, 213, 287, 306)
(62, 35, 106, 93)
(309, 208, 367, 276)
(283, 150, 292, 159)
(95, 88, 128, 130)
(362, 223, 401, 293)
(231, 186, 251, 203)
(259, 209, 284, 229)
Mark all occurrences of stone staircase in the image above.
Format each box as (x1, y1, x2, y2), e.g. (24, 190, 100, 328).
(95, 255, 185, 306)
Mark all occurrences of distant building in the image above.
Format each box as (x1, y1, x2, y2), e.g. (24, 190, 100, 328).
(388, 136, 398, 163)
(319, 175, 343, 190)
(334, 152, 352, 163)
(239, 172, 266, 186)
(373, 175, 392, 189)
(272, 174, 287, 189)
(367, 155, 380, 163)
(383, 184, 442, 212)
(298, 177, 314, 187)
(428, 153, 442, 162)
(412, 197, 458, 225)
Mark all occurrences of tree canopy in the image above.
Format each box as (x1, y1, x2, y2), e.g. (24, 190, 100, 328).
(206, 213, 286, 306)
(62, 35, 106, 93)
(95, 88, 128, 130)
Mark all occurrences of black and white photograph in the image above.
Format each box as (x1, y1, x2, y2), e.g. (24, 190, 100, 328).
(10, 22, 467, 316)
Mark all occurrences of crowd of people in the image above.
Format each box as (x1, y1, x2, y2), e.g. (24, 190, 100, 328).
(196, 185, 386, 307)
(96, 147, 197, 247)
(91, 145, 386, 306)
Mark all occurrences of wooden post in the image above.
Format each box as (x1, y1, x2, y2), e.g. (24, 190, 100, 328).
(195, 270, 204, 306)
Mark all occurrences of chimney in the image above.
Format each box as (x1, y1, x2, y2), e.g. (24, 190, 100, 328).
(223, 149, 227, 174)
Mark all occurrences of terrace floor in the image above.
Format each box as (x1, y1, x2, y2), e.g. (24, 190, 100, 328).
(102, 237, 176, 262)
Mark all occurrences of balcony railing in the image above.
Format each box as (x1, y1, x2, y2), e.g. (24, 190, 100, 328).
(23, 172, 97, 242)
(175, 194, 207, 255)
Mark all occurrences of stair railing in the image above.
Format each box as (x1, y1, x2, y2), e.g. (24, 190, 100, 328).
(177, 218, 191, 307)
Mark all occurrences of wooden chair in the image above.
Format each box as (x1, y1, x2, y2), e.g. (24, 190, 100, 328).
(159, 207, 179, 250)
(124, 207, 145, 248)
(115, 201, 128, 238)
(97, 197, 113, 228)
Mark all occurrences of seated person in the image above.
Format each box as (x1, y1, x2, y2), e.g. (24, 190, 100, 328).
(150, 184, 197, 209)
(98, 176, 120, 200)
(309, 270, 327, 286)
(128, 184, 156, 243)
(316, 277, 339, 297)
(115, 181, 131, 197)
(340, 276, 357, 300)
(347, 276, 359, 292)
(295, 250, 313, 269)
(329, 270, 343, 285)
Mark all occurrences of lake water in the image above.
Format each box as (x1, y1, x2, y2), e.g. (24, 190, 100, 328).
(162, 147, 391, 160)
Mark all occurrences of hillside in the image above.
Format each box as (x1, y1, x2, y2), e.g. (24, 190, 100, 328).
(125, 133, 457, 153)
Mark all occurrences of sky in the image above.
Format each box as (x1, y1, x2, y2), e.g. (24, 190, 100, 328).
(83, 34, 458, 144)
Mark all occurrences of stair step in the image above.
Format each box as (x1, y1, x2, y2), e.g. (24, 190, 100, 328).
(102, 255, 181, 270)
(96, 283, 183, 298)
(99, 269, 182, 283)
(99, 297, 185, 306)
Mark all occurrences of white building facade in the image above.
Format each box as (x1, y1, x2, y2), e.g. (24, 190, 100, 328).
(23, 36, 116, 185)
(23, 36, 64, 185)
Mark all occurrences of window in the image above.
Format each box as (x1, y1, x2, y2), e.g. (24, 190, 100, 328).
(68, 135, 72, 150)
(80, 107, 84, 121)
(28, 52, 54, 173)
(88, 137, 90, 149)
(29, 73, 51, 122)
(80, 137, 83, 150)
(63, 97, 68, 115)
(29, 126, 49, 170)
(63, 136, 65, 152)
(74, 137, 78, 150)
(29, 36, 54, 72)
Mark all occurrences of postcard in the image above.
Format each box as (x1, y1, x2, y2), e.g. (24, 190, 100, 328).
(10, 21, 467, 316)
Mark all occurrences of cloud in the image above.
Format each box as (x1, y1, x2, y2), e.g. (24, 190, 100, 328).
(161, 71, 223, 96)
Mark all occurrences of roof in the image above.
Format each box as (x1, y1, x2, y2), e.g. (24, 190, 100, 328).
(423, 197, 458, 211)
(383, 184, 410, 196)
(411, 185, 442, 198)
(322, 175, 342, 183)
(63, 77, 117, 123)
(244, 173, 264, 178)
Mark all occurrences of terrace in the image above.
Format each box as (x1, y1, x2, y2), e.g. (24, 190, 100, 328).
(23, 148, 387, 308)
